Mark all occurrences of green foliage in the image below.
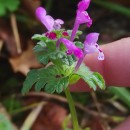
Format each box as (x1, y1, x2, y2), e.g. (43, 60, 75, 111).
(0, 113, 14, 130)
(74, 63, 105, 90)
(67, 30, 82, 39)
(0, 0, 20, 16)
(3, 98, 22, 114)
(32, 34, 48, 42)
(74, 41, 84, 49)
(32, 33, 76, 65)
(108, 87, 130, 108)
(22, 65, 69, 94)
(22, 69, 38, 94)
(23, 30, 105, 94)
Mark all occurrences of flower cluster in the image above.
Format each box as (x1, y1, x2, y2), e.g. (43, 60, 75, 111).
(35, 0, 104, 71)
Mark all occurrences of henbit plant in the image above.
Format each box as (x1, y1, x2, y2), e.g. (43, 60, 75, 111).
(22, 0, 105, 130)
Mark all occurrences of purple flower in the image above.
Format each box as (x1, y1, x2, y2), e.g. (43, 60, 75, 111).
(56, 38, 83, 59)
(75, 33, 104, 71)
(84, 33, 104, 60)
(35, 7, 64, 31)
(78, 0, 90, 11)
(70, 0, 92, 41)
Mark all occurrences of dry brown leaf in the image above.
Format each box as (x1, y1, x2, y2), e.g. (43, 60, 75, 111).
(0, 21, 18, 57)
(9, 42, 41, 75)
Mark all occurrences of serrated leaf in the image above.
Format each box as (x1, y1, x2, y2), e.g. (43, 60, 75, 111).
(37, 41, 46, 47)
(46, 40, 56, 51)
(55, 77, 69, 93)
(22, 69, 38, 94)
(92, 72, 105, 90)
(45, 80, 56, 93)
(36, 51, 49, 64)
(62, 55, 76, 66)
(75, 63, 105, 90)
(32, 34, 48, 41)
(33, 44, 46, 53)
(35, 80, 46, 92)
(22, 65, 69, 94)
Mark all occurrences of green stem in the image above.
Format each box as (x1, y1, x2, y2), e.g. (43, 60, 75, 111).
(64, 88, 79, 130)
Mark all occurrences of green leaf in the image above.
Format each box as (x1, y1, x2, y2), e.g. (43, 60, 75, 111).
(22, 65, 69, 94)
(0, 0, 20, 16)
(0, 113, 14, 130)
(33, 44, 46, 53)
(36, 51, 50, 64)
(0, 3, 6, 16)
(32, 34, 48, 41)
(92, 72, 105, 90)
(55, 77, 69, 93)
(108, 87, 130, 108)
(4, 0, 20, 12)
(22, 70, 38, 94)
(67, 30, 82, 39)
(35, 80, 46, 92)
(69, 74, 81, 85)
(75, 63, 105, 90)
(62, 55, 76, 66)
(46, 39, 56, 51)
(45, 80, 56, 93)
(74, 41, 84, 48)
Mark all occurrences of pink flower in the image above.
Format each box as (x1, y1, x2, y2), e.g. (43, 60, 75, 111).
(78, 0, 90, 11)
(70, 0, 92, 41)
(76, 10, 92, 27)
(56, 38, 83, 59)
(84, 33, 104, 60)
(75, 33, 104, 71)
(35, 7, 64, 31)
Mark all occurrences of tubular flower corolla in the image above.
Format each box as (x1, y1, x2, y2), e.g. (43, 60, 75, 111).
(84, 33, 104, 60)
(70, 0, 92, 41)
(35, 7, 64, 31)
(56, 38, 83, 59)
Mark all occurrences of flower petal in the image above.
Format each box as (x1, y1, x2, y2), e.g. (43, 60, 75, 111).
(76, 11, 92, 26)
(98, 51, 104, 60)
(85, 33, 99, 45)
(84, 43, 98, 54)
(35, 7, 46, 17)
(45, 15, 54, 30)
(55, 19, 64, 24)
(74, 48, 84, 58)
(78, 0, 90, 11)
(35, 7, 55, 31)
(56, 38, 83, 58)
